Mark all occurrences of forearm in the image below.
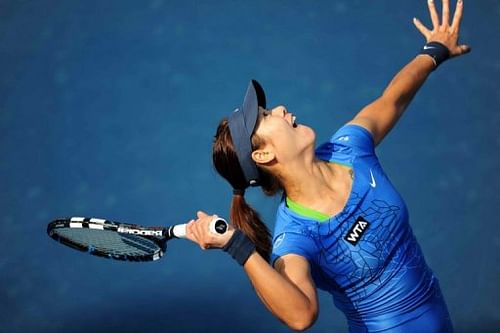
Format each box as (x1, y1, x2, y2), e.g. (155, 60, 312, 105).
(186, 217, 317, 330)
(351, 55, 436, 145)
(243, 252, 317, 331)
(381, 55, 435, 114)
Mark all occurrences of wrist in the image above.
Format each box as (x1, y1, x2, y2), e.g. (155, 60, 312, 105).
(223, 229, 256, 266)
(415, 53, 438, 71)
(418, 41, 450, 70)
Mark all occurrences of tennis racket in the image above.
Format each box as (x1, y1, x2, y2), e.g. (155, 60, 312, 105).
(47, 216, 228, 262)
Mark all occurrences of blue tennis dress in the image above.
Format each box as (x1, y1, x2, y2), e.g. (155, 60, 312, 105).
(271, 125, 453, 333)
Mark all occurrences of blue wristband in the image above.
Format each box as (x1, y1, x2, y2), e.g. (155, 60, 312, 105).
(419, 41, 450, 69)
(223, 229, 256, 266)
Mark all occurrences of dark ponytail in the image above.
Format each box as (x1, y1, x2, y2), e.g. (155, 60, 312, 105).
(213, 119, 282, 262)
(230, 195, 271, 262)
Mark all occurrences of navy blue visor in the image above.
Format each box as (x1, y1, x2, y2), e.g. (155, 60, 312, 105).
(228, 80, 267, 187)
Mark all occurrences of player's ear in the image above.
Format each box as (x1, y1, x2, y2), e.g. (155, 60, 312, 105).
(251, 147, 275, 164)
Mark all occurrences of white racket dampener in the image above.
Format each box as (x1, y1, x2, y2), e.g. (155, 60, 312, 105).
(170, 216, 228, 239)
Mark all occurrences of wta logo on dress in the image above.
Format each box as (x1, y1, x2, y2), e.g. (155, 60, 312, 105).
(344, 216, 370, 245)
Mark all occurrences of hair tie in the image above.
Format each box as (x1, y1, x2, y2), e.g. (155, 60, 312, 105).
(233, 188, 245, 196)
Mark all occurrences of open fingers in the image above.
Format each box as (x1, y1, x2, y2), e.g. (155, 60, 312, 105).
(451, 0, 464, 31)
(442, 0, 450, 26)
(427, 0, 440, 29)
(413, 18, 431, 40)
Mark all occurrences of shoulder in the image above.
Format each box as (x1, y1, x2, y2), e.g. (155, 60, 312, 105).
(345, 118, 376, 136)
(271, 202, 317, 266)
(316, 123, 376, 161)
(333, 122, 375, 144)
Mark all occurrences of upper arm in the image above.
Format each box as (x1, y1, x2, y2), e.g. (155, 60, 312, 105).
(347, 96, 401, 147)
(273, 254, 318, 315)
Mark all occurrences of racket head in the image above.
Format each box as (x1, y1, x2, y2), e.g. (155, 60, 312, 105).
(47, 217, 167, 262)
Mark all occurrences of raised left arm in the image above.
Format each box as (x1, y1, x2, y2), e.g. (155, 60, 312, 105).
(349, 0, 470, 146)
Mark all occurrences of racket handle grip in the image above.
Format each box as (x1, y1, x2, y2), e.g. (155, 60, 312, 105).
(171, 224, 187, 238)
(170, 217, 228, 239)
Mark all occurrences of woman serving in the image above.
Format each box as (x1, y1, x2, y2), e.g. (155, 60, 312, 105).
(186, 1, 470, 332)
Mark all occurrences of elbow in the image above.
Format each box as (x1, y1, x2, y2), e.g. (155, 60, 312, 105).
(286, 310, 318, 332)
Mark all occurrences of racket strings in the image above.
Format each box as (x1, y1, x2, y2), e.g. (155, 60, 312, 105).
(121, 234, 163, 254)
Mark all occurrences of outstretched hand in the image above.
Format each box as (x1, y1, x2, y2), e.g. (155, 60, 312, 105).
(413, 0, 470, 57)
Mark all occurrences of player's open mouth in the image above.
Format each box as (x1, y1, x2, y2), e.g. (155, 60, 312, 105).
(292, 115, 297, 128)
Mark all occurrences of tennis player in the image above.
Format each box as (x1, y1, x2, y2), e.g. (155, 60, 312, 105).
(186, 0, 470, 332)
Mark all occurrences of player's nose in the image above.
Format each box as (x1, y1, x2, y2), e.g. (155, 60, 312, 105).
(271, 105, 288, 117)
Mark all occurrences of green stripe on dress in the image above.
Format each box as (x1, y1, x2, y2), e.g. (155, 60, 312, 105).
(286, 197, 330, 222)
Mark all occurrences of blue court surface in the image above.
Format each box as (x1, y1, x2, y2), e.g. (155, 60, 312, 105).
(0, 1, 499, 332)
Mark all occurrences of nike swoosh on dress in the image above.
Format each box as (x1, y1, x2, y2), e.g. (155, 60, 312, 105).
(369, 169, 376, 188)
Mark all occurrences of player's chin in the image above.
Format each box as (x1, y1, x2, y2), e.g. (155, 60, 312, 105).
(297, 124, 316, 142)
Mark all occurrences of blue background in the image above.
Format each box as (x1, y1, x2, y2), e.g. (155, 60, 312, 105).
(1, 1, 499, 332)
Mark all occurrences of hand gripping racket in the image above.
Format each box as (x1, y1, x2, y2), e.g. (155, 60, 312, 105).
(47, 216, 228, 262)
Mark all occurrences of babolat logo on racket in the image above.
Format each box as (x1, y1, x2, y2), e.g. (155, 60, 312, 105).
(344, 216, 370, 246)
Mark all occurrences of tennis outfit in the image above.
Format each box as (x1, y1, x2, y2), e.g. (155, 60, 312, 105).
(271, 125, 453, 333)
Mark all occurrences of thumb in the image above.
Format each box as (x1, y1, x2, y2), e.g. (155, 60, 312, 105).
(452, 44, 471, 57)
(459, 44, 471, 54)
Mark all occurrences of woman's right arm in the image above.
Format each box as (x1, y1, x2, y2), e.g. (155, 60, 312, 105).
(186, 211, 318, 331)
(245, 253, 318, 331)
